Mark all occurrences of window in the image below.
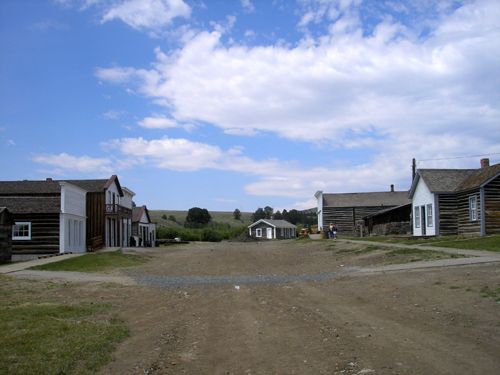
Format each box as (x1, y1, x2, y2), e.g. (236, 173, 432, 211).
(256, 228, 262, 237)
(426, 204, 433, 227)
(13, 222, 31, 240)
(469, 196, 477, 221)
(414, 207, 420, 228)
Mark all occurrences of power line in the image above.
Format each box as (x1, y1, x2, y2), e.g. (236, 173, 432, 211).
(417, 152, 500, 163)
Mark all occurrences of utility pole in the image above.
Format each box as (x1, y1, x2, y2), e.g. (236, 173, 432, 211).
(412, 158, 416, 181)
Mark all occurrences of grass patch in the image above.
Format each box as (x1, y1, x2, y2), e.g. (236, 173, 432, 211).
(31, 250, 148, 273)
(0, 300, 128, 375)
(345, 235, 500, 251)
(480, 286, 500, 302)
(385, 248, 465, 262)
(427, 236, 500, 252)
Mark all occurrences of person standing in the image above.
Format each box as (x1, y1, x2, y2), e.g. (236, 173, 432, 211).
(332, 223, 338, 239)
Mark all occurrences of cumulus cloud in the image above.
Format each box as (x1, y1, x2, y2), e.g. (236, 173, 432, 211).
(96, 0, 500, 150)
(33, 153, 113, 174)
(101, 0, 191, 30)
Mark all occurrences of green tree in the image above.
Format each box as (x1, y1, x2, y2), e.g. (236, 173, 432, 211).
(185, 207, 211, 228)
(233, 208, 241, 221)
(252, 207, 266, 222)
(264, 206, 274, 219)
(161, 214, 168, 220)
(273, 210, 283, 220)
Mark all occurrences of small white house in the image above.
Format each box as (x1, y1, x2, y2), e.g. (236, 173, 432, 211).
(248, 219, 296, 240)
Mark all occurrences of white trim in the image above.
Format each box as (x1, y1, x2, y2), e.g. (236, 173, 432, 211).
(256, 228, 262, 237)
(426, 204, 433, 227)
(12, 222, 31, 240)
(469, 195, 478, 221)
(414, 207, 420, 228)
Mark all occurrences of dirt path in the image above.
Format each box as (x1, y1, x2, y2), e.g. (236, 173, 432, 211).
(6, 240, 500, 374)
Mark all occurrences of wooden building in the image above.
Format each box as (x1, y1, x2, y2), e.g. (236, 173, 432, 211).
(409, 159, 500, 237)
(0, 207, 14, 262)
(248, 219, 296, 240)
(67, 176, 133, 249)
(362, 203, 412, 236)
(0, 180, 87, 259)
(315, 187, 410, 236)
(132, 205, 156, 247)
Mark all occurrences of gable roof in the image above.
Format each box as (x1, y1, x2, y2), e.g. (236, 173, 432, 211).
(66, 175, 123, 195)
(248, 219, 296, 229)
(132, 205, 151, 223)
(323, 191, 410, 208)
(409, 163, 500, 197)
(0, 180, 63, 195)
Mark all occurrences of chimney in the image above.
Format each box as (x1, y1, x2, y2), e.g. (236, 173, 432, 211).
(46, 178, 53, 181)
(390, 184, 394, 192)
(480, 158, 490, 168)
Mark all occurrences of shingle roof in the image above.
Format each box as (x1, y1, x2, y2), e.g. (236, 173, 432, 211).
(0, 180, 63, 195)
(0, 197, 61, 213)
(413, 163, 500, 194)
(248, 219, 296, 229)
(323, 191, 410, 207)
(417, 169, 476, 192)
(458, 163, 500, 191)
(64, 179, 109, 192)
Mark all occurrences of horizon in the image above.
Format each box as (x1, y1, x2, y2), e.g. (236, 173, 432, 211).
(1, 0, 499, 212)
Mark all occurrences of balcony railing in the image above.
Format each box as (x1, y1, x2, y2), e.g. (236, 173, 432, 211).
(105, 204, 132, 216)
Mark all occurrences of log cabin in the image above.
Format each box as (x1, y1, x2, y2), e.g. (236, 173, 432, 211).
(0, 180, 87, 260)
(409, 158, 500, 236)
(315, 186, 410, 236)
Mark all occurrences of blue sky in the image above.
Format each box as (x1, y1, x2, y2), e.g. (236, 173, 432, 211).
(1, 0, 499, 211)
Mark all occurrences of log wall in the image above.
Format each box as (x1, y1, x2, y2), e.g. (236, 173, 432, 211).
(457, 189, 481, 236)
(11, 213, 59, 255)
(484, 174, 500, 234)
(438, 194, 458, 236)
(323, 206, 396, 235)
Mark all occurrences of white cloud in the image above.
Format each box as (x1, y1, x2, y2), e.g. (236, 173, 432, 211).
(94, 0, 500, 200)
(241, 0, 255, 13)
(101, 0, 191, 30)
(96, 0, 500, 152)
(33, 153, 113, 174)
(138, 116, 178, 129)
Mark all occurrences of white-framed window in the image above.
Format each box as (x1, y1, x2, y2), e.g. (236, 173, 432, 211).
(255, 228, 262, 237)
(414, 207, 420, 228)
(12, 222, 31, 240)
(469, 196, 477, 221)
(426, 204, 433, 227)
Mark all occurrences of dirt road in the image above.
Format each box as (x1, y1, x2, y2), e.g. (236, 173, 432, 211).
(9, 240, 500, 374)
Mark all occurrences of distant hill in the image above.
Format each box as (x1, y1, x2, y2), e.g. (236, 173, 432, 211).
(149, 210, 253, 228)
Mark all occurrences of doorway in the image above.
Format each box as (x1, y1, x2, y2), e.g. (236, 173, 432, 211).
(421, 206, 426, 236)
(266, 228, 273, 239)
